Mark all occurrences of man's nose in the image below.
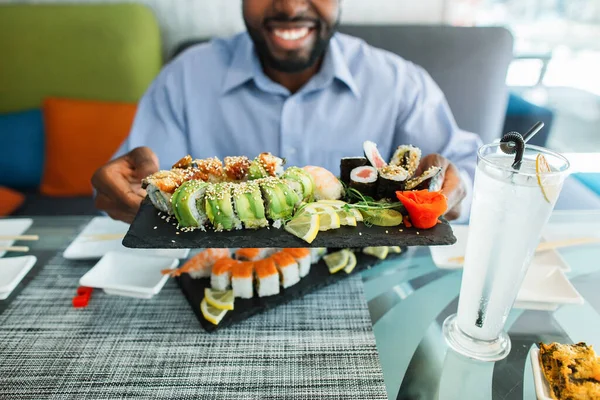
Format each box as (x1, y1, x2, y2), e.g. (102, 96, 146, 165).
(272, 0, 310, 17)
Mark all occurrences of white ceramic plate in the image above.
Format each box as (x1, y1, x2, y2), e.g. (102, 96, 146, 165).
(431, 225, 570, 271)
(0, 255, 37, 300)
(513, 266, 584, 310)
(0, 218, 33, 258)
(64, 217, 190, 260)
(530, 348, 553, 400)
(79, 251, 178, 299)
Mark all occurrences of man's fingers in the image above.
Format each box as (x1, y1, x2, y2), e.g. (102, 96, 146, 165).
(129, 146, 159, 178)
(441, 163, 466, 211)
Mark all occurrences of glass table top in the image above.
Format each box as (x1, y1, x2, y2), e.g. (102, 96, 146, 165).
(2, 211, 599, 399)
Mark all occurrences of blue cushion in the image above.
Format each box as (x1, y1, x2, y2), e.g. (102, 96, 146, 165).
(573, 173, 600, 196)
(0, 109, 44, 188)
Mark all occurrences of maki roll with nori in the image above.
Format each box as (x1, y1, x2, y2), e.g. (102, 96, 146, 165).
(205, 183, 242, 231)
(404, 166, 443, 191)
(363, 141, 387, 169)
(232, 181, 269, 229)
(340, 157, 368, 185)
(390, 145, 421, 177)
(377, 165, 409, 199)
(282, 166, 315, 201)
(172, 180, 209, 229)
(349, 166, 378, 197)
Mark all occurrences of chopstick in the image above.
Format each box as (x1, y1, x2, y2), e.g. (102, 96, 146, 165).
(0, 235, 39, 241)
(448, 237, 600, 264)
(82, 234, 125, 241)
(0, 246, 29, 252)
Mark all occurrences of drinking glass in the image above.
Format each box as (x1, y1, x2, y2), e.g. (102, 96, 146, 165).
(443, 143, 570, 361)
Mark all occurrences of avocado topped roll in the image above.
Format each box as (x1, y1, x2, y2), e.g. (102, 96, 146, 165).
(259, 178, 299, 226)
(172, 180, 209, 229)
(248, 152, 285, 180)
(142, 169, 188, 215)
(232, 181, 268, 229)
(205, 183, 242, 231)
(283, 166, 315, 202)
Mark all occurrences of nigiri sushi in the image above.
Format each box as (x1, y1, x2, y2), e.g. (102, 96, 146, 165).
(302, 166, 344, 201)
(282, 248, 312, 278)
(211, 257, 238, 291)
(231, 261, 254, 299)
(271, 252, 300, 288)
(254, 258, 280, 297)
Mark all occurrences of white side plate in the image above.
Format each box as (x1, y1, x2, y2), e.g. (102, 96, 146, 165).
(64, 217, 189, 260)
(530, 348, 553, 400)
(79, 251, 178, 298)
(0, 255, 37, 300)
(0, 218, 33, 258)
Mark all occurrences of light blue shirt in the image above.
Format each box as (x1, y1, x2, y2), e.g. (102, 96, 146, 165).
(116, 32, 482, 218)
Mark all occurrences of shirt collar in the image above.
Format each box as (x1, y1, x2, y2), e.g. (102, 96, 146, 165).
(221, 33, 360, 98)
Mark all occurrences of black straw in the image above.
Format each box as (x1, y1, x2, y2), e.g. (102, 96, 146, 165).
(499, 121, 545, 170)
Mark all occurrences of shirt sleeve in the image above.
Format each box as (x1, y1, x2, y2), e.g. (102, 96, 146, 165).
(112, 61, 190, 170)
(394, 62, 483, 222)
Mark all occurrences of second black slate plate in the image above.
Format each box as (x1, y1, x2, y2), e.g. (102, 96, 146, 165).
(123, 197, 456, 249)
(177, 248, 406, 332)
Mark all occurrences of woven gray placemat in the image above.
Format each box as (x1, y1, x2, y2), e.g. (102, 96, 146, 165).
(0, 238, 386, 399)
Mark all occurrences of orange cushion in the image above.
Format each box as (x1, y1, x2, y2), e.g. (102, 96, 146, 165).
(41, 98, 136, 196)
(0, 186, 25, 216)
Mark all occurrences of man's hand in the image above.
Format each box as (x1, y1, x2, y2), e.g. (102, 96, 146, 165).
(413, 154, 466, 221)
(91, 147, 159, 223)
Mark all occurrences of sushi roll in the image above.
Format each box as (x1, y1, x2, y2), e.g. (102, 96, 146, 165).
(142, 169, 188, 214)
(271, 252, 301, 288)
(224, 156, 251, 181)
(193, 157, 224, 183)
(363, 141, 387, 169)
(259, 178, 298, 226)
(283, 167, 315, 202)
(376, 165, 409, 199)
(211, 257, 238, 291)
(340, 157, 368, 185)
(232, 181, 269, 229)
(404, 166, 443, 191)
(235, 248, 272, 262)
(172, 155, 194, 169)
(349, 166, 378, 198)
(254, 258, 280, 297)
(171, 180, 209, 228)
(302, 166, 344, 201)
(282, 248, 312, 278)
(231, 261, 254, 299)
(205, 183, 242, 231)
(248, 152, 285, 180)
(171, 248, 231, 278)
(390, 145, 421, 177)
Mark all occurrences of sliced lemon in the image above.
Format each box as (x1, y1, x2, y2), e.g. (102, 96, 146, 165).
(204, 288, 234, 310)
(388, 246, 402, 254)
(348, 208, 364, 222)
(536, 153, 556, 204)
(315, 199, 347, 208)
(343, 250, 358, 274)
(360, 209, 404, 227)
(337, 210, 357, 226)
(304, 204, 341, 231)
(285, 210, 320, 243)
(324, 250, 349, 274)
(363, 246, 389, 260)
(200, 298, 228, 325)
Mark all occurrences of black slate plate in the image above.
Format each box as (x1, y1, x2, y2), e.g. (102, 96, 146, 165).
(177, 249, 405, 332)
(123, 197, 456, 249)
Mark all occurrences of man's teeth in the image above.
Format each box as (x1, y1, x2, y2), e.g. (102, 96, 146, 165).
(273, 28, 310, 41)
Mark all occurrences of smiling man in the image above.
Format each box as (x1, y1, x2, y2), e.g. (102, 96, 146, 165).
(92, 0, 482, 223)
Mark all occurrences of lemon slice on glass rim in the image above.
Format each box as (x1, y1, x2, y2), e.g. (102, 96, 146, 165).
(535, 153, 557, 204)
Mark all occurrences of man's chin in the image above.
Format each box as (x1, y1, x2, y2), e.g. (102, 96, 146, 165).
(266, 56, 318, 73)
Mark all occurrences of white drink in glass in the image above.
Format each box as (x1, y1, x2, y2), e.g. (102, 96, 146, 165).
(443, 143, 570, 361)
